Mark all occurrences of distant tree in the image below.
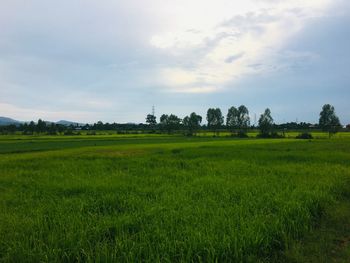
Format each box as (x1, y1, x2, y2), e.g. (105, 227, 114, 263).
(7, 124, 17, 134)
(47, 123, 57, 135)
(226, 105, 250, 136)
(160, 114, 169, 132)
(36, 119, 47, 133)
(146, 114, 157, 125)
(22, 123, 29, 135)
(276, 122, 315, 130)
(319, 104, 341, 138)
(183, 112, 202, 136)
(226, 106, 239, 134)
(258, 108, 274, 137)
(28, 121, 36, 134)
(146, 114, 157, 133)
(206, 108, 224, 136)
(160, 114, 181, 133)
(95, 121, 104, 130)
(22, 122, 33, 135)
(237, 105, 250, 135)
(82, 124, 91, 131)
(56, 124, 65, 134)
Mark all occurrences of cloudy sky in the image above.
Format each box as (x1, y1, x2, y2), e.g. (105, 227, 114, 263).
(0, 0, 349, 124)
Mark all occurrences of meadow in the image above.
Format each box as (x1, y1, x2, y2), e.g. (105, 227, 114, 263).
(1, 133, 350, 262)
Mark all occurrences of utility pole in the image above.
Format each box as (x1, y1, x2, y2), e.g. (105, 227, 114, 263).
(152, 105, 155, 116)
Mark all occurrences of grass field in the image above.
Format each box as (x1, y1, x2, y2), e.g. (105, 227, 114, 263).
(1, 134, 350, 262)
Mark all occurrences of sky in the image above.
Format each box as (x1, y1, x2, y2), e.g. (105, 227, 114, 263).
(0, 0, 349, 124)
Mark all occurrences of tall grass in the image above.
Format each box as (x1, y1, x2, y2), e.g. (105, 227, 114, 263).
(1, 137, 350, 262)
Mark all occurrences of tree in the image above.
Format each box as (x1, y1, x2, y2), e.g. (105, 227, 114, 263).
(160, 114, 169, 132)
(36, 119, 47, 133)
(237, 105, 250, 135)
(258, 108, 274, 136)
(95, 121, 104, 130)
(319, 104, 341, 138)
(48, 123, 58, 135)
(226, 106, 239, 134)
(57, 124, 66, 134)
(28, 121, 36, 134)
(206, 108, 224, 136)
(146, 114, 157, 133)
(226, 105, 250, 136)
(183, 112, 202, 136)
(146, 114, 157, 126)
(160, 114, 181, 133)
(7, 124, 17, 134)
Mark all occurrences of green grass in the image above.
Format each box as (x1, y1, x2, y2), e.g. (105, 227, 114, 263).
(283, 195, 350, 262)
(1, 135, 350, 262)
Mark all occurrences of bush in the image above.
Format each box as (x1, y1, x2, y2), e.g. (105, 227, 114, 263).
(296, 132, 313, 139)
(237, 131, 249, 138)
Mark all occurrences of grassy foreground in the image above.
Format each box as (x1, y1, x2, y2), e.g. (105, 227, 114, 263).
(1, 135, 350, 262)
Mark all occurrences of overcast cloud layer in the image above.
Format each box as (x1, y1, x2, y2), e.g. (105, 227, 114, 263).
(0, 0, 349, 124)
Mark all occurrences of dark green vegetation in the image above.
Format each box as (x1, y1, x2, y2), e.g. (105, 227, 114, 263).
(1, 135, 350, 262)
(319, 104, 342, 138)
(1, 104, 346, 138)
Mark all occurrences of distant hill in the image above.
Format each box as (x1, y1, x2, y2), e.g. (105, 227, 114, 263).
(0, 117, 85, 126)
(0, 117, 21, 126)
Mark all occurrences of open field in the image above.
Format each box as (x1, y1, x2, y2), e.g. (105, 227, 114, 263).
(1, 135, 350, 262)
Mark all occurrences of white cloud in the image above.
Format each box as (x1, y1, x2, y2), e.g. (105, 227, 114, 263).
(0, 0, 348, 123)
(163, 85, 218, 94)
(150, 0, 332, 93)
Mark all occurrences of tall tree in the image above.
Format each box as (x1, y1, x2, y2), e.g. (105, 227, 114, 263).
(48, 123, 58, 135)
(319, 104, 341, 138)
(226, 106, 239, 134)
(206, 108, 224, 136)
(95, 121, 104, 130)
(160, 114, 181, 133)
(28, 121, 35, 134)
(146, 114, 157, 126)
(160, 114, 169, 132)
(36, 119, 47, 133)
(168, 114, 181, 133)
(237, 105, 250, 135)
(226, 105, 250, 136)
(183, 112, 202, 136)
(258, 108, 274, 136)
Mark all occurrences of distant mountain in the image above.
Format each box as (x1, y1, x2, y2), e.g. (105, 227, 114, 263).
(56, 120, 84, 126)
(0, 117, 21, 126)
(0, 117, 86, 126)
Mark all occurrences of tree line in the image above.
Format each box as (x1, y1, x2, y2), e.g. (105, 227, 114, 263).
(146, 104, 342, 137)
(0, 104, 343, 137)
